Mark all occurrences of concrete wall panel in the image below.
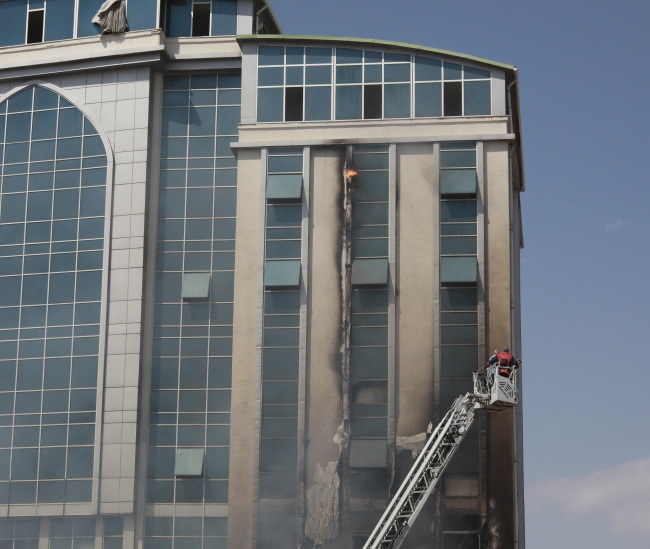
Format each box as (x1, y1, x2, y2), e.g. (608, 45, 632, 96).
(228, 148, 263, 549)
(484, 141, 515, 549)
(306, 148, 346, 480)
(395, 144, 436, 437)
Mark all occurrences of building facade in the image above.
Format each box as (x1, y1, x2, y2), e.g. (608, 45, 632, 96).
(0, 1, 525, 548)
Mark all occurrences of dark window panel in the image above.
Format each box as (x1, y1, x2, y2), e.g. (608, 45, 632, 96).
(363, 85, 382, 120)
(284, 88, 303, 122)
(191, 2, 210, 37)
(444, 81, 463, 116)
(440, 200, 477, 222)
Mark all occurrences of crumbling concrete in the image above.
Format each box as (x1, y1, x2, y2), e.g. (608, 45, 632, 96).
(395, 422, 432, 458)
(305, 462, 341, 545)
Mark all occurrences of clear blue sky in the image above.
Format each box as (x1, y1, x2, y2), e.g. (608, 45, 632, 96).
(268, 1, 650, 546)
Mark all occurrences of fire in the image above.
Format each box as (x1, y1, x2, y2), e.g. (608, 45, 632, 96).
(344, 168, 357, 179)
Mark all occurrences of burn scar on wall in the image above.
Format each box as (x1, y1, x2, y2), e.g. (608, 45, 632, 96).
(339, 146, 355, 546)
(304, 147, 355, 548)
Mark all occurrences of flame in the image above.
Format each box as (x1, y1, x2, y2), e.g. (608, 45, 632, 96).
(344, 168, 357, 179)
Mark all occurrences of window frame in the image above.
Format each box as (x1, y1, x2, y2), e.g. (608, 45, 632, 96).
(255, 45, 493, 123)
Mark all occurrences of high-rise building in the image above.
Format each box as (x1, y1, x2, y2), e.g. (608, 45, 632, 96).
(0, 1, 525, 548)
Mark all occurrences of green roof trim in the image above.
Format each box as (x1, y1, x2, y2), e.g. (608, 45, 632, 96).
(237, 34, 515, 71)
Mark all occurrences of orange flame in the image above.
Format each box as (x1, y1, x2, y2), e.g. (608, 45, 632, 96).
(344, 168, 358, 179)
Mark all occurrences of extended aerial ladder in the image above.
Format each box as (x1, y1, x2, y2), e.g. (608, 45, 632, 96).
(362, 366, 520, 549)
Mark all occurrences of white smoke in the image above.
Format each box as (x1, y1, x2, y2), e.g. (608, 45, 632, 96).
(528, 456, 650, 537)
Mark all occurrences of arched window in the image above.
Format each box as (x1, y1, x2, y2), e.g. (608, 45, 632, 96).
(0, 85, 107, 505)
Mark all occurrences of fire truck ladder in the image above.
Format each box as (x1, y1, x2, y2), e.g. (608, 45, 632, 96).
(361, 393, 480, 549)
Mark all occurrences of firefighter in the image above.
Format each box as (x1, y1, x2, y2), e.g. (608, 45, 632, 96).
(487, 347, 521, 378)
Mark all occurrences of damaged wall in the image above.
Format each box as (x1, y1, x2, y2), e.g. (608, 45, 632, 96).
(305, 148, 346, 546)
(305, 462, 341, 545)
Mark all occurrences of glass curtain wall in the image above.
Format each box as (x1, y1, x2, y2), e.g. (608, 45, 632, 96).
(103, 517, 124, 549)
(145, 516, 227, 549)
(257, 46, 333, 123)
(0, 516, 123, 548)
(147, 73, 240, 522)
(256, 45, 491, 123)
(348, 145, 390, 547)
(257, 147, 304, 548)
(0, 0, 171, 47)
(49, 517, 96, 547)
(439, 142, 481, 549)
(0, 86, 107, 506)
(0, 519, 40, 549)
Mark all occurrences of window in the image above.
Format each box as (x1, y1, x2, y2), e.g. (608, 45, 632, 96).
(441, 513, 481, 549)
(162, 0, 237, 38)
(103, 517, 124, 549)
(439, 142, 480, 508)
(0, 519, 40, 549)
(191, 1, 210, 37)
(50, 518, 96, 549)
(148, 73, 239, 506)
(347, 146, 391, 536)
(0, 86, 106, 505)
(145, 517, 227, 549)
(26, 9, 44, 44)
(256, 46, 492, 122)
(0, 0, 163, 46)
(258, 148, 304, 547)
(257, 46, 332, 123)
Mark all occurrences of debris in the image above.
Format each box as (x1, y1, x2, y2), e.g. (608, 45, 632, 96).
(92, 0, 128, 34)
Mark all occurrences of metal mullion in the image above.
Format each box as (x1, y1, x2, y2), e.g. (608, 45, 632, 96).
(410, 54, 415, 119)
(380, 56, 386, 120)
(190, 0, 195, 36)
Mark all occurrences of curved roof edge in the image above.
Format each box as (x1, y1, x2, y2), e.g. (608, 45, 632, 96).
(236, 34, 515, 71)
